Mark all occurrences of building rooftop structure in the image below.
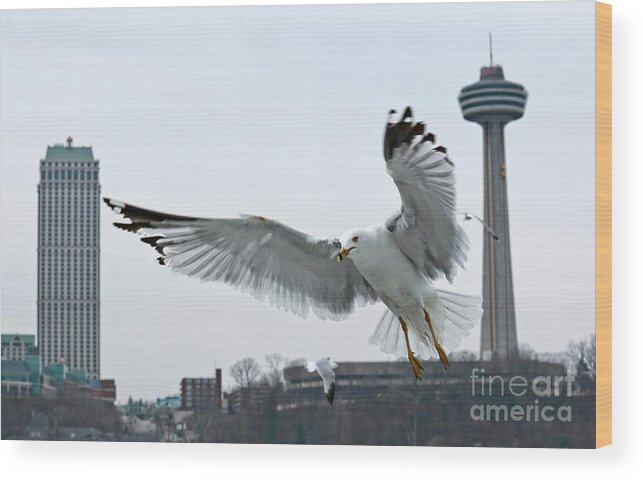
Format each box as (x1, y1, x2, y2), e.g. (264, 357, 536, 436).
(156, 394, 182, 409)
(1, 358, 32, 377)
(43, 138, 95, 163)
(1, 356, 45, 397)
(458, 65, 528, 123)
(1, 333, 38, 361)
(1, 334, 36, 346)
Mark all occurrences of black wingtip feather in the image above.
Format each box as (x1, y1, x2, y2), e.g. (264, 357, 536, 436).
(104, 198, 197, 224)
(113, 221, 150, 233)
(384, 107, 437, 161)
(140, 235, 162, 246)
(141, 235, 166, 254)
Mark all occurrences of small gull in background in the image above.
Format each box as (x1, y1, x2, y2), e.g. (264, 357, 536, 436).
(305, 358, 338, 405)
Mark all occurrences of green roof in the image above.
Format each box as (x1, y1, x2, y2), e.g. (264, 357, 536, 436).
(1, 359, 31, 377)
(44, 145, 95, 163)
(1, 333, 35, 346)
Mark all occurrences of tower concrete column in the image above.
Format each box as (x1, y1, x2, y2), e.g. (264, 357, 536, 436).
(458, 64, 527, 361)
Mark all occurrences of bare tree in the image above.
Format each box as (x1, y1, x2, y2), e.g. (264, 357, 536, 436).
(229, 357, 262, 388)
(518, 343, 539, 361)
(191, 409, 219, 442)
(286, 357, 306, 368)
(583, 335, 596, 377)
(537, 350, 568, 366)
(567, 335, 596, 379)
(265, 353, 287, 387)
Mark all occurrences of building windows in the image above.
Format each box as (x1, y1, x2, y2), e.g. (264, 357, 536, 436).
(38, 147, 100, 377)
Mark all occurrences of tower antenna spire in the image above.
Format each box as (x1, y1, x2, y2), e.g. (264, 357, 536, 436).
(489, 32, 494, 66)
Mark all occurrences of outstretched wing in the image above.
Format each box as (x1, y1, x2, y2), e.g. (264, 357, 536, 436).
(104, 198, 378, 320)
(383, 107, 469, 282)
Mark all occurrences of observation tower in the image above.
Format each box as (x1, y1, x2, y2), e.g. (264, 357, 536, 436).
(458, 40, 528, 361)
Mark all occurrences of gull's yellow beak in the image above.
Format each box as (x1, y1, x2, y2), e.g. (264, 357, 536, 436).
(336, 246, 353, 263)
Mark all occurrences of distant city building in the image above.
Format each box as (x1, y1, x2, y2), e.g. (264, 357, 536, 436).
(1, 333, 37, 361)
(225, 384, 275, 415)
(281, 360, 567, 409)
(24, 412, 52, 440)
(1, 354, 56, 398)
(94, 379, 117, 402)
(37, 138, 101, 378)
(458, 51, 528, 361)
(1, 358, 36, 397)
(1, 352, 114, 402)
(156, 394, 182, 409)
(180, 369, 222, 411)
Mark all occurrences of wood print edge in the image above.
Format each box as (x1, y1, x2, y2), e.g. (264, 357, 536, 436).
(595, 0, 612, 449)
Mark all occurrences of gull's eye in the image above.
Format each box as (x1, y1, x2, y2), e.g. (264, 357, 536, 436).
(352, 236, 359, 243)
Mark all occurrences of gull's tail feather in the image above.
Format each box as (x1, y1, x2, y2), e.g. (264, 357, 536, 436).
(369, 288, 482, 360)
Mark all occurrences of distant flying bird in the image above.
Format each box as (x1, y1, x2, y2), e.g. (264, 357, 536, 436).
(305, 358, 338, 405)
(104, 107, 482, 380)
(462, 212, 499, 241)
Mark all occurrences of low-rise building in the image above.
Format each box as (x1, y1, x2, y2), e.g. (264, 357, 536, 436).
(1, 354, 115, 402)
(1, 333, 37, 361)
(281, 359, 572, 409)
(156, 394, 181, 409)
(180, 369, 222, 411)
(1, 359, 34, 397)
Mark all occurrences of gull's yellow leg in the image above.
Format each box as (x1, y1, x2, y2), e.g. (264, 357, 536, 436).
(399, 317, 423, 380)
(423, 308, 449, 369)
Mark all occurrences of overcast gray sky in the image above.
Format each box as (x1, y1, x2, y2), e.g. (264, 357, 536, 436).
(0, 1, 596, 401)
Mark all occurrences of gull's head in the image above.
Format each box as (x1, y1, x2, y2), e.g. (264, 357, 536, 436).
(336, 229, 366, 262)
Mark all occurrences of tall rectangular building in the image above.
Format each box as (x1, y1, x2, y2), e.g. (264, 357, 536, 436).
(37, 138, 101, 378)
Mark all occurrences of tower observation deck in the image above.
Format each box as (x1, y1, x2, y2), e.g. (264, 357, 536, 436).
(458, 63, 527, 361)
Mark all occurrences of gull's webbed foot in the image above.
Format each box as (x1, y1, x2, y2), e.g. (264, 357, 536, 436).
(408, 351, 424, 380)
(436, 343, 449, 369)
(398, 316, 424, 380)
(423, 308, 449, 370)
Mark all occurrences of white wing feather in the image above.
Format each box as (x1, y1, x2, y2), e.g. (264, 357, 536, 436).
(383, 107, 469, 282)
(104, 198, 378, 321)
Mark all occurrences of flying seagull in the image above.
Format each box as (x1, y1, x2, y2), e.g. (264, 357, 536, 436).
(462, 212, 499, 241)
(305, 358, 338, 405)
(104, 107, 482, 380)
